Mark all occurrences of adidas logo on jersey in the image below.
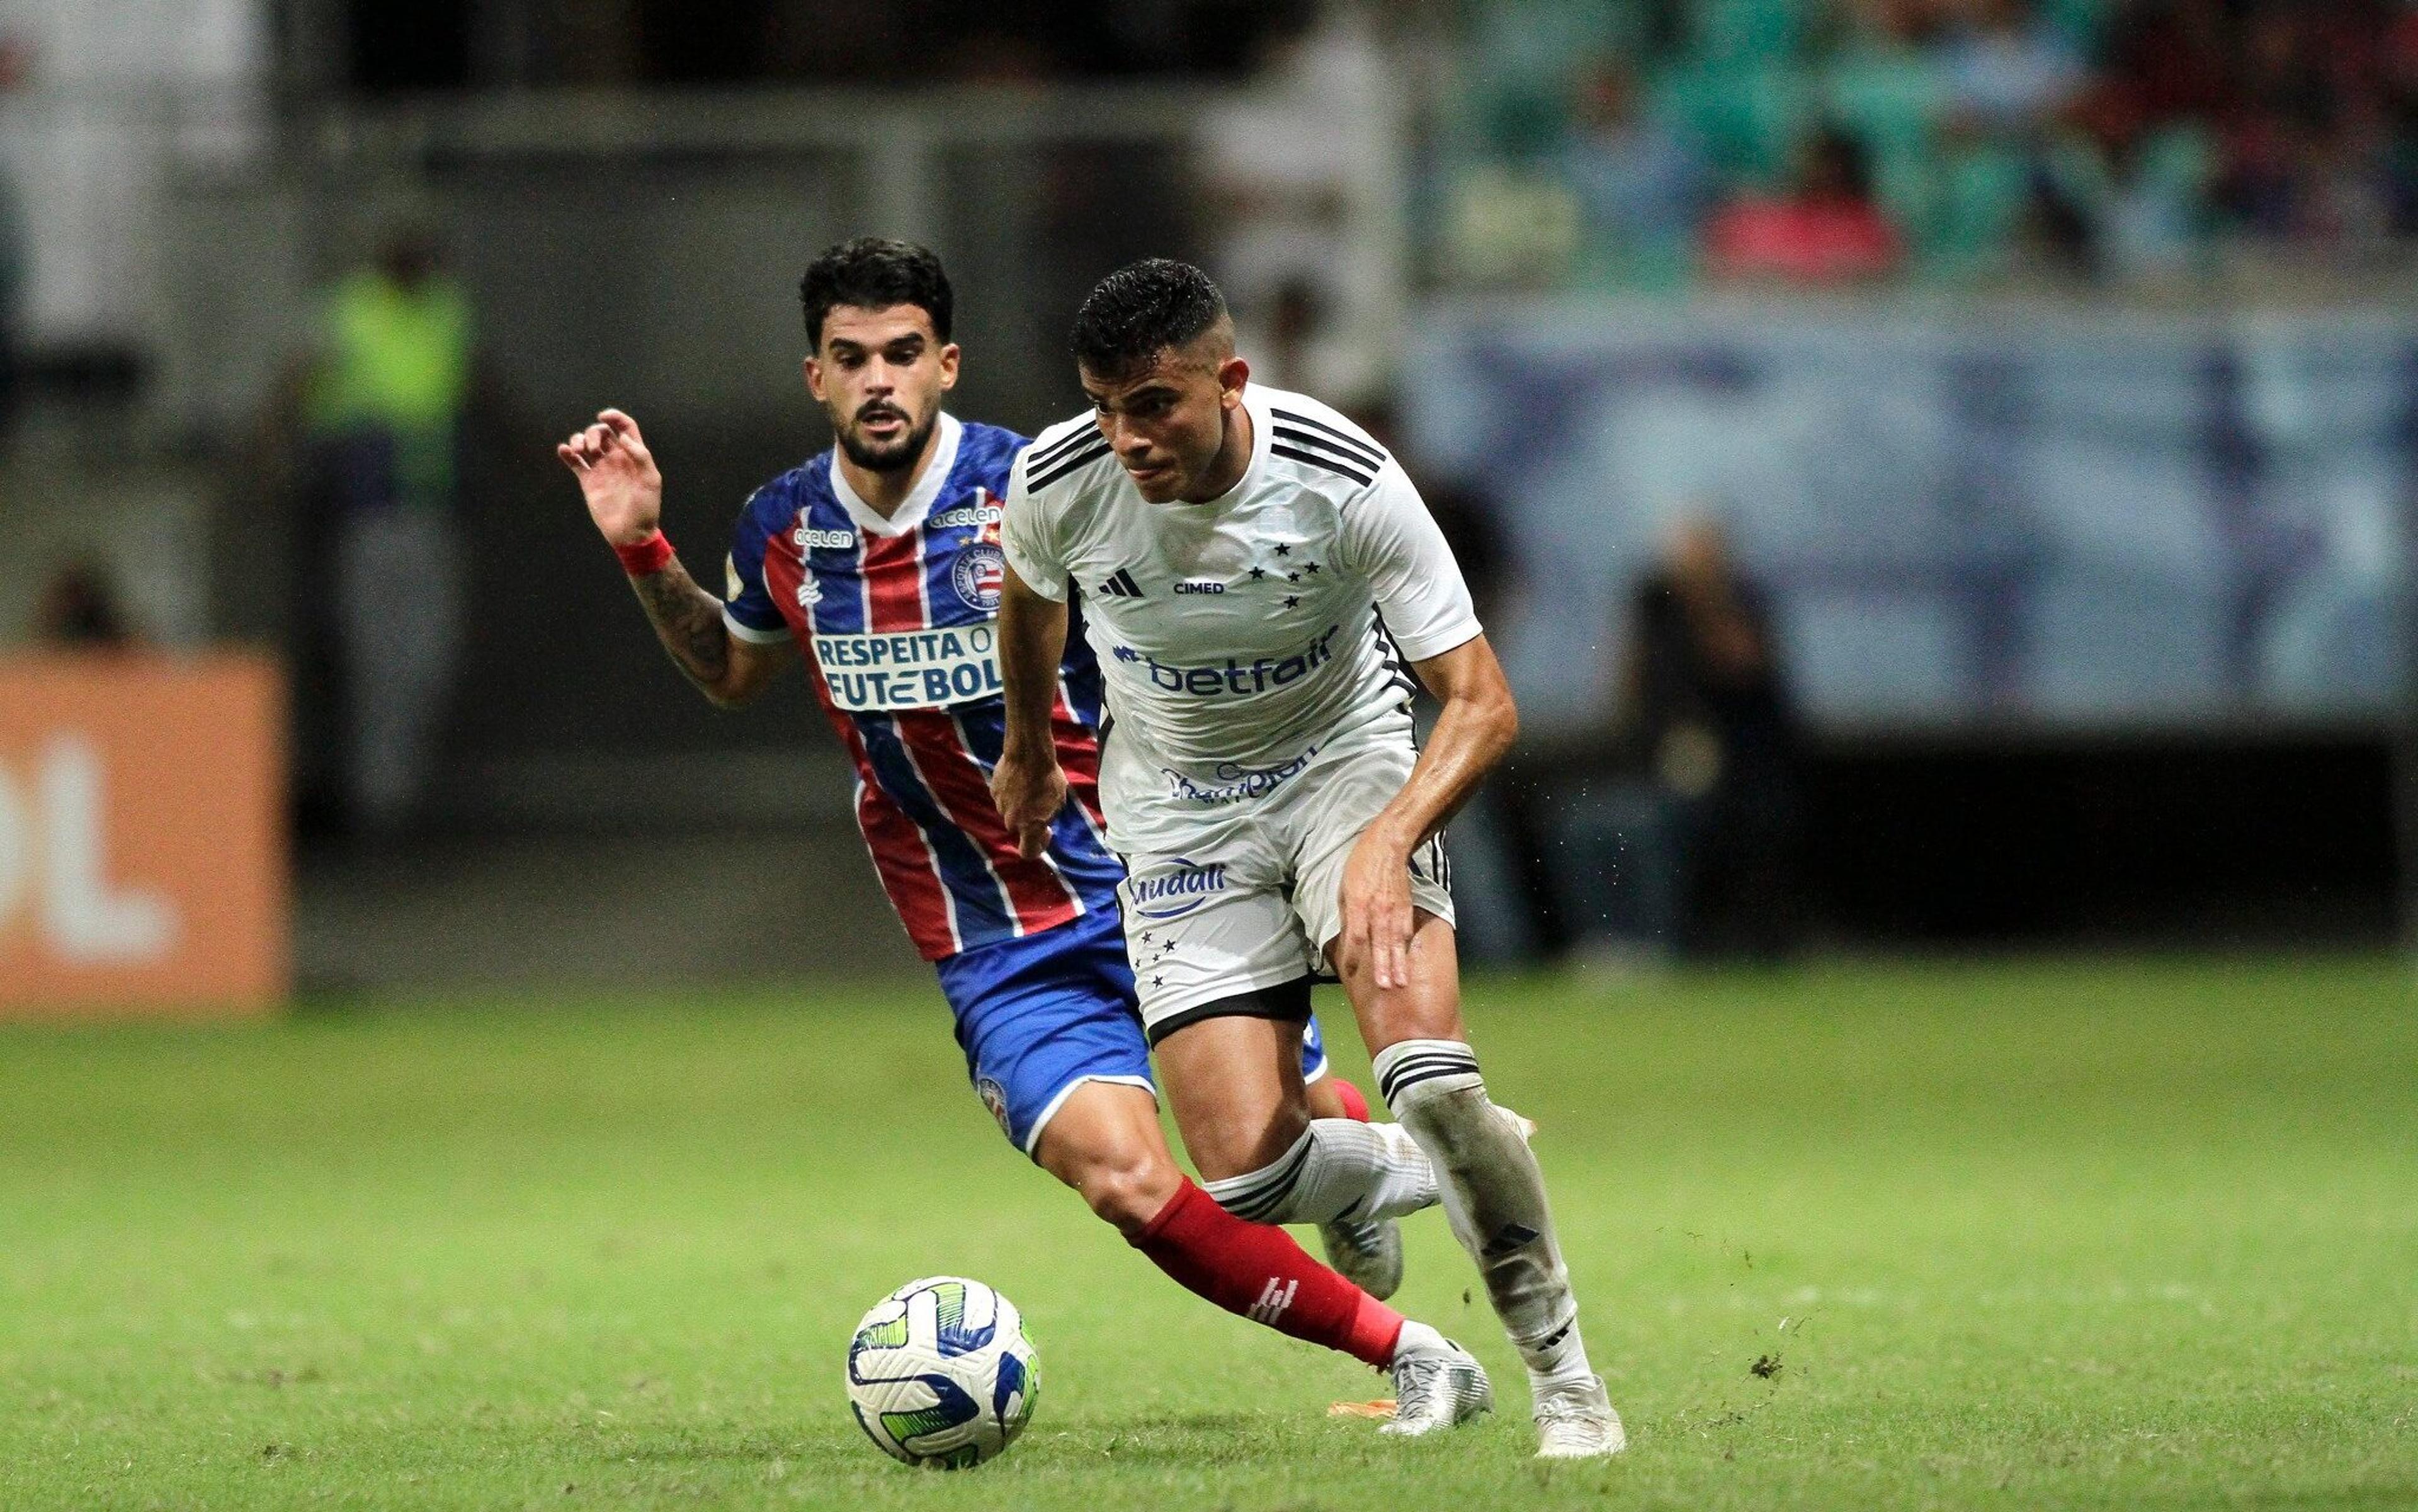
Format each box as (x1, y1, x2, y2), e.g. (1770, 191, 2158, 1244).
(1094, 568, 1145, 598)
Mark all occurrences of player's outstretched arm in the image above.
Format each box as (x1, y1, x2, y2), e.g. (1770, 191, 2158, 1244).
(557, 408, 791, 709)
(1340, 634, 1519, 990)
(990, 562, 1071, 858)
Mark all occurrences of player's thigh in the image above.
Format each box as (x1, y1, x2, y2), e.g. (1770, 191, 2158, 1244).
(1119, 837, 1315, 1048)
(1325, 904, 1468, 1055)
(1152, 1012, 1315, 1182)
(1288, 741, 1459, 967)
(1285, 742, 1463, 1050)
(1031, 1079, 1183, 1234)
(936, 910, 1156, 1159)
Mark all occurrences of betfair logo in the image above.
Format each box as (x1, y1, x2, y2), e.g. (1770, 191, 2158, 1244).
(1117, 624, 1342, 696)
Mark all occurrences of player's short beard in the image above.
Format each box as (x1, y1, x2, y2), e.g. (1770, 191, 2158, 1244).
(836, 404, 936, 474)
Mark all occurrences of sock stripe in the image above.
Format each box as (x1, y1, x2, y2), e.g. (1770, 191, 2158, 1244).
(1376, 1048, 1479, 1106)
(1380, 1063, 1485, 1106)
(1373, 1041, 1477, 1084)
(1208, 1137, 1315, 1222)
(1378, 1050, 1476, 1079)
(1376, 1059, 1471, 1101)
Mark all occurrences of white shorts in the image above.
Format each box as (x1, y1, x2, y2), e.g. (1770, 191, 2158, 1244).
(1109, 737, 1455, 1038)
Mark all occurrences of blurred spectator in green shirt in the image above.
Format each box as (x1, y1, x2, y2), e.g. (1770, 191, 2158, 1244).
(281, 229, 476, 837)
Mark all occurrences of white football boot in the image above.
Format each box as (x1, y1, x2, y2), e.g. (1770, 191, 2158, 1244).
(1381, 1333, 1494, 1437)
(1532, 1375, 1625, 1458)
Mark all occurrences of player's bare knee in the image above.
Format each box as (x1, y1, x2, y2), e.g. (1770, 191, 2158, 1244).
(1071, 1146, 1181, 1237)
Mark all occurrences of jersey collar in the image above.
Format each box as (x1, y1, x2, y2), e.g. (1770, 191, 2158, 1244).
(827, 409, 963, 537)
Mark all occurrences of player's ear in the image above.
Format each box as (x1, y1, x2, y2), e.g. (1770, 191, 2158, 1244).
(1218, 355, 1250, 407)
(803, 355, 827, 403)
(937, 342, 961, 392)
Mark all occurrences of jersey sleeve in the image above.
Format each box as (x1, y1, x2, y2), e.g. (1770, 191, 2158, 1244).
(722, 487, 793, 644)
(999, 446, 1070, 603)
(1341, 462, 1484, 662)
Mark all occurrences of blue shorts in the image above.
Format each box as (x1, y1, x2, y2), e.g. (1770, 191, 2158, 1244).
(936, 904, 1331, 1156)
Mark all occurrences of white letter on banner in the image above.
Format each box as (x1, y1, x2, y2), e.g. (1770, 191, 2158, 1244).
(39, 736, 178, 963)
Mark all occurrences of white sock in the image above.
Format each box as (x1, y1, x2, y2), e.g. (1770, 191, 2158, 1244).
(1375, 1038, 1596, 1393)
(1389, 1317, 1451, 1367)
(1201, 1118, 1439, 1227)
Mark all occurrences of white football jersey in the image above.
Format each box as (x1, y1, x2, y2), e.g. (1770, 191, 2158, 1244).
(1002, 383, 1480, 834)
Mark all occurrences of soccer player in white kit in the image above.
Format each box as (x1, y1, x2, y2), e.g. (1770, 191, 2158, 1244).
(992, 259, 1622, 1457)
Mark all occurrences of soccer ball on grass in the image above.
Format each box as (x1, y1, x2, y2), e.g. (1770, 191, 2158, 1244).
(845, 1276, 1038, 1468)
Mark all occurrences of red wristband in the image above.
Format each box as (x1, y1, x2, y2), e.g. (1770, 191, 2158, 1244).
(613, 530, 674, 576)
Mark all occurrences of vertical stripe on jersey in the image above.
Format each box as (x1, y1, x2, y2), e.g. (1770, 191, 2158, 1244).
(953, 701, 1122, 900)
(862, 528, 1025, 933)
(766, 517, 958, 956)
(859, 712, 1016, 941)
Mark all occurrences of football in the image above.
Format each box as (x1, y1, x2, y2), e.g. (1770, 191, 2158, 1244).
(845, 1276, 1040, 1468)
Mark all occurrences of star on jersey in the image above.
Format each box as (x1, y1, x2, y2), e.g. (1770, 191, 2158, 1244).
(1273, 543, 1291, 557)
(1248, 566, 1266, 580)
(1283, 595, 1301, 608)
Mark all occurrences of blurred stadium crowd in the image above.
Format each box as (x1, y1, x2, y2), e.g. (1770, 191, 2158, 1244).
(1441, 0, 2418, 288)
(1, 0, 2410, 998)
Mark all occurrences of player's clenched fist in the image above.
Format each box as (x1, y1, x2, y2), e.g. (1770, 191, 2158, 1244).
(989, 747, 1068, 860)
(557, 408, 664, 546)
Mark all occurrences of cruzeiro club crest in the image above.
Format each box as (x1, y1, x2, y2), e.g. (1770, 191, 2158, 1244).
(953, 544, 1006, 613)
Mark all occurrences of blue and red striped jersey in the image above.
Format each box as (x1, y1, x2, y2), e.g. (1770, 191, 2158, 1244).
(722, 412, 1121, 960)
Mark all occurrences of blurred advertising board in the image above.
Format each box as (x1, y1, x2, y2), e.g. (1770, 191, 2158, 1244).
(0, 654, 287, 1018)
(1404, 302, 2417, 736)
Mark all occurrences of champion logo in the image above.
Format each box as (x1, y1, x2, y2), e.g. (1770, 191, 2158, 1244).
(1247, 1277, 1299, 1325)
(1094, 567, 1145, 599)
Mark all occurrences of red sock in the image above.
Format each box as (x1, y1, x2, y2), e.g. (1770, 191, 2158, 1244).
(1133, 1178, 1402, 1369)
(1328, 1077, 1371, 1123)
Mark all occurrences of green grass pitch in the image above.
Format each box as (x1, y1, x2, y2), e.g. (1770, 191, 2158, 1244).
(2, 958, 2412, 1509)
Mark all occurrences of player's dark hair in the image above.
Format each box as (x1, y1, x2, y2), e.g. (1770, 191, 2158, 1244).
(1069, 258, 1229, 380)
(798, 238, 953, 351)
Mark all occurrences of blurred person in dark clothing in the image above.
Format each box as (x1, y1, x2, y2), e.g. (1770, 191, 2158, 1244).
(1558, 516, 1802, 963)
(1615, 516, 1803, 958)
(0, 37, 29, 439)
(32, 563, 137, 649)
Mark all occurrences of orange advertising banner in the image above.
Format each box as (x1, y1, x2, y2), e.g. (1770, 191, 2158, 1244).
(0, 653, 288, 1018)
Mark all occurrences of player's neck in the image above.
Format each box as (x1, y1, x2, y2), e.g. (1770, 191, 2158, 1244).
(839, 425, 943, 518)
(1180, 404, 1254, 504)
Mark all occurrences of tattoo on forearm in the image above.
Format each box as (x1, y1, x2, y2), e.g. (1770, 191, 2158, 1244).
(629, 559, 731, 693)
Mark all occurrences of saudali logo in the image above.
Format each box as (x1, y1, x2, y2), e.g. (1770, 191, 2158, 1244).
(1128, 857, 1229, 919)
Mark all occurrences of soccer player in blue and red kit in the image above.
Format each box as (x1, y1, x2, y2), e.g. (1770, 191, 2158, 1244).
(556, 240, 1467, 1396)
